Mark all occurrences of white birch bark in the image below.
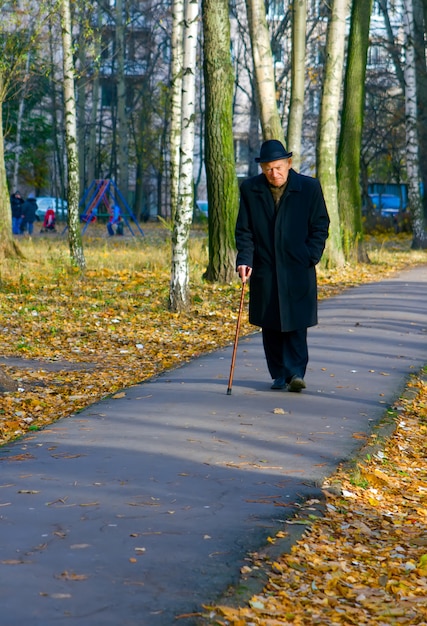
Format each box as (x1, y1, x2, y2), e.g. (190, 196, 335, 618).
(245, 0, 284, 141)
(170, 0, 185, 220)
(169, 0, 199, 312)
(403, 0, 426, 247)
(60, 0, 86, 270)
(287, 0, 307, 171)
(316, 0, 349, 267)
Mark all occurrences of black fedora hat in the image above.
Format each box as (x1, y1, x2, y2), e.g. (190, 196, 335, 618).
(255, 139, 292, 163)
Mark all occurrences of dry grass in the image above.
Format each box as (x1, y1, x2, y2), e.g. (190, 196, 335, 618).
(0, 224, 426, 449)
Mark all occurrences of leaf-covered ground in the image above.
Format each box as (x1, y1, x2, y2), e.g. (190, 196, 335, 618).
(0, 225, 425, 447)
(0, 225, 427, 624)
(203, 372, 427, 625)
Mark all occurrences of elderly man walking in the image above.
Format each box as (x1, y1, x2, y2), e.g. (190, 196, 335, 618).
(235, 139, 330, 392)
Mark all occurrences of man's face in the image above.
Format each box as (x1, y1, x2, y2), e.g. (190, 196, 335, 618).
(261, 158, 292, 187)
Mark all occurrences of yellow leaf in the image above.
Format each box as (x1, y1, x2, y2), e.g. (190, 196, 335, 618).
(56, 571, 88, 581)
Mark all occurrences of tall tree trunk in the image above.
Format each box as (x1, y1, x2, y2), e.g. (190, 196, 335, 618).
(61, 0, 86, 270)
(287, 0, 306, 171)
(170, 0, 185, 221)
(134, 107, 145, 221)
(337, 0, 372, 262)
(49, 16, 66, 203)
(169, 0, 199, 312)
(378, 0, 405, 89)
(316, 0, 348, 268)
(203, 0, 239, 283)
(0, 73, 21, 259)
(247, 97, 260, 177)
(87, 6, 101, 187)
(87, 73, 100, 185)
(413, 0, 427, 220)
(12, 53, 30, 192)
(403, 0, 426, 247)
(245, 0, 284, 141)
(116, 0, 129, 198)
(76, 66, 87, 194)
(76, 0, 87, 194)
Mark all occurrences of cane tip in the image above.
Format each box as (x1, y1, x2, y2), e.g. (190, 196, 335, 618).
(226, 388, 232, 395)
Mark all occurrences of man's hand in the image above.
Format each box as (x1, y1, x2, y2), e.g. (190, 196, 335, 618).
(237, 265, 252, 283)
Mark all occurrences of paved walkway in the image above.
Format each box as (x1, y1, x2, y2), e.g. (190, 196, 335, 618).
(1, 266, 426, 625)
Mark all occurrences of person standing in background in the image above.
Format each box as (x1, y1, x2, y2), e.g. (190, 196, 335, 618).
(10, 191, 25, 235)
(20, 194, 38, 235)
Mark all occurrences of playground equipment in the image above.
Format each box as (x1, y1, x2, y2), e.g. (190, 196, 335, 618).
(79, 179, 144, 236)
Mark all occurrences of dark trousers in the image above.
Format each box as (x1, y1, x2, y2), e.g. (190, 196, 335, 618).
(262, 327, 308, 382)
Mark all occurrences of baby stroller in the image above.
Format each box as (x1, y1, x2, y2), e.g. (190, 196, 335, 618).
(40, 208, 56, 232)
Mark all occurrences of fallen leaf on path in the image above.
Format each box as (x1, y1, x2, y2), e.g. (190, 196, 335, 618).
(352, 432, 368, 439)
(56, 571, 88, 581)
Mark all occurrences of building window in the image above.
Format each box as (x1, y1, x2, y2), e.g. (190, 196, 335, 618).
(101, 80, 117, 107)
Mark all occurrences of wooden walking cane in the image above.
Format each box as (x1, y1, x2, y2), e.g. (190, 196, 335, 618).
(227, 280, 247, 395)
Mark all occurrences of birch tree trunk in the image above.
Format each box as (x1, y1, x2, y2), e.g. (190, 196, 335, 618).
(337, 0, 372, 262)
(61, 0, 86, 270)
(202, 0, 239, 283)
(169, 0, 199, 312)
(0, 72, 21, 259)
(170, 0, 185, 221)
(287, 0, 306, 171)
(116, 0, 129, 198)
(245, 0, 284, 141)
(316, 0, 348, 268)
(403, 0, 426, 248)
(48, 16, 66, 202)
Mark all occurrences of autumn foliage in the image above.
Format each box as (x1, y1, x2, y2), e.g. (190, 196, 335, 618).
(0, 225, 425, 446)
(1, 225, 427, 625)
(204, 374, 427, 625)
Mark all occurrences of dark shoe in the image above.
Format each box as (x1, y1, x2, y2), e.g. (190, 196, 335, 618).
(287, 376, 306, 393)
(271, 376, 286, 390)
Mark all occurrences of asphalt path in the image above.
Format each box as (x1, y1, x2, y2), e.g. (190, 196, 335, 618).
(0, 266, 426, 625)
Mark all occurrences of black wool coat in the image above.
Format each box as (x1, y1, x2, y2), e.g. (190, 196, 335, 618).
(22, 198, 39, 223)
(235, 169, 330, 332)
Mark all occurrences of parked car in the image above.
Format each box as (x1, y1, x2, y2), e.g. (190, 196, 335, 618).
(35, 197, 68, 221)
